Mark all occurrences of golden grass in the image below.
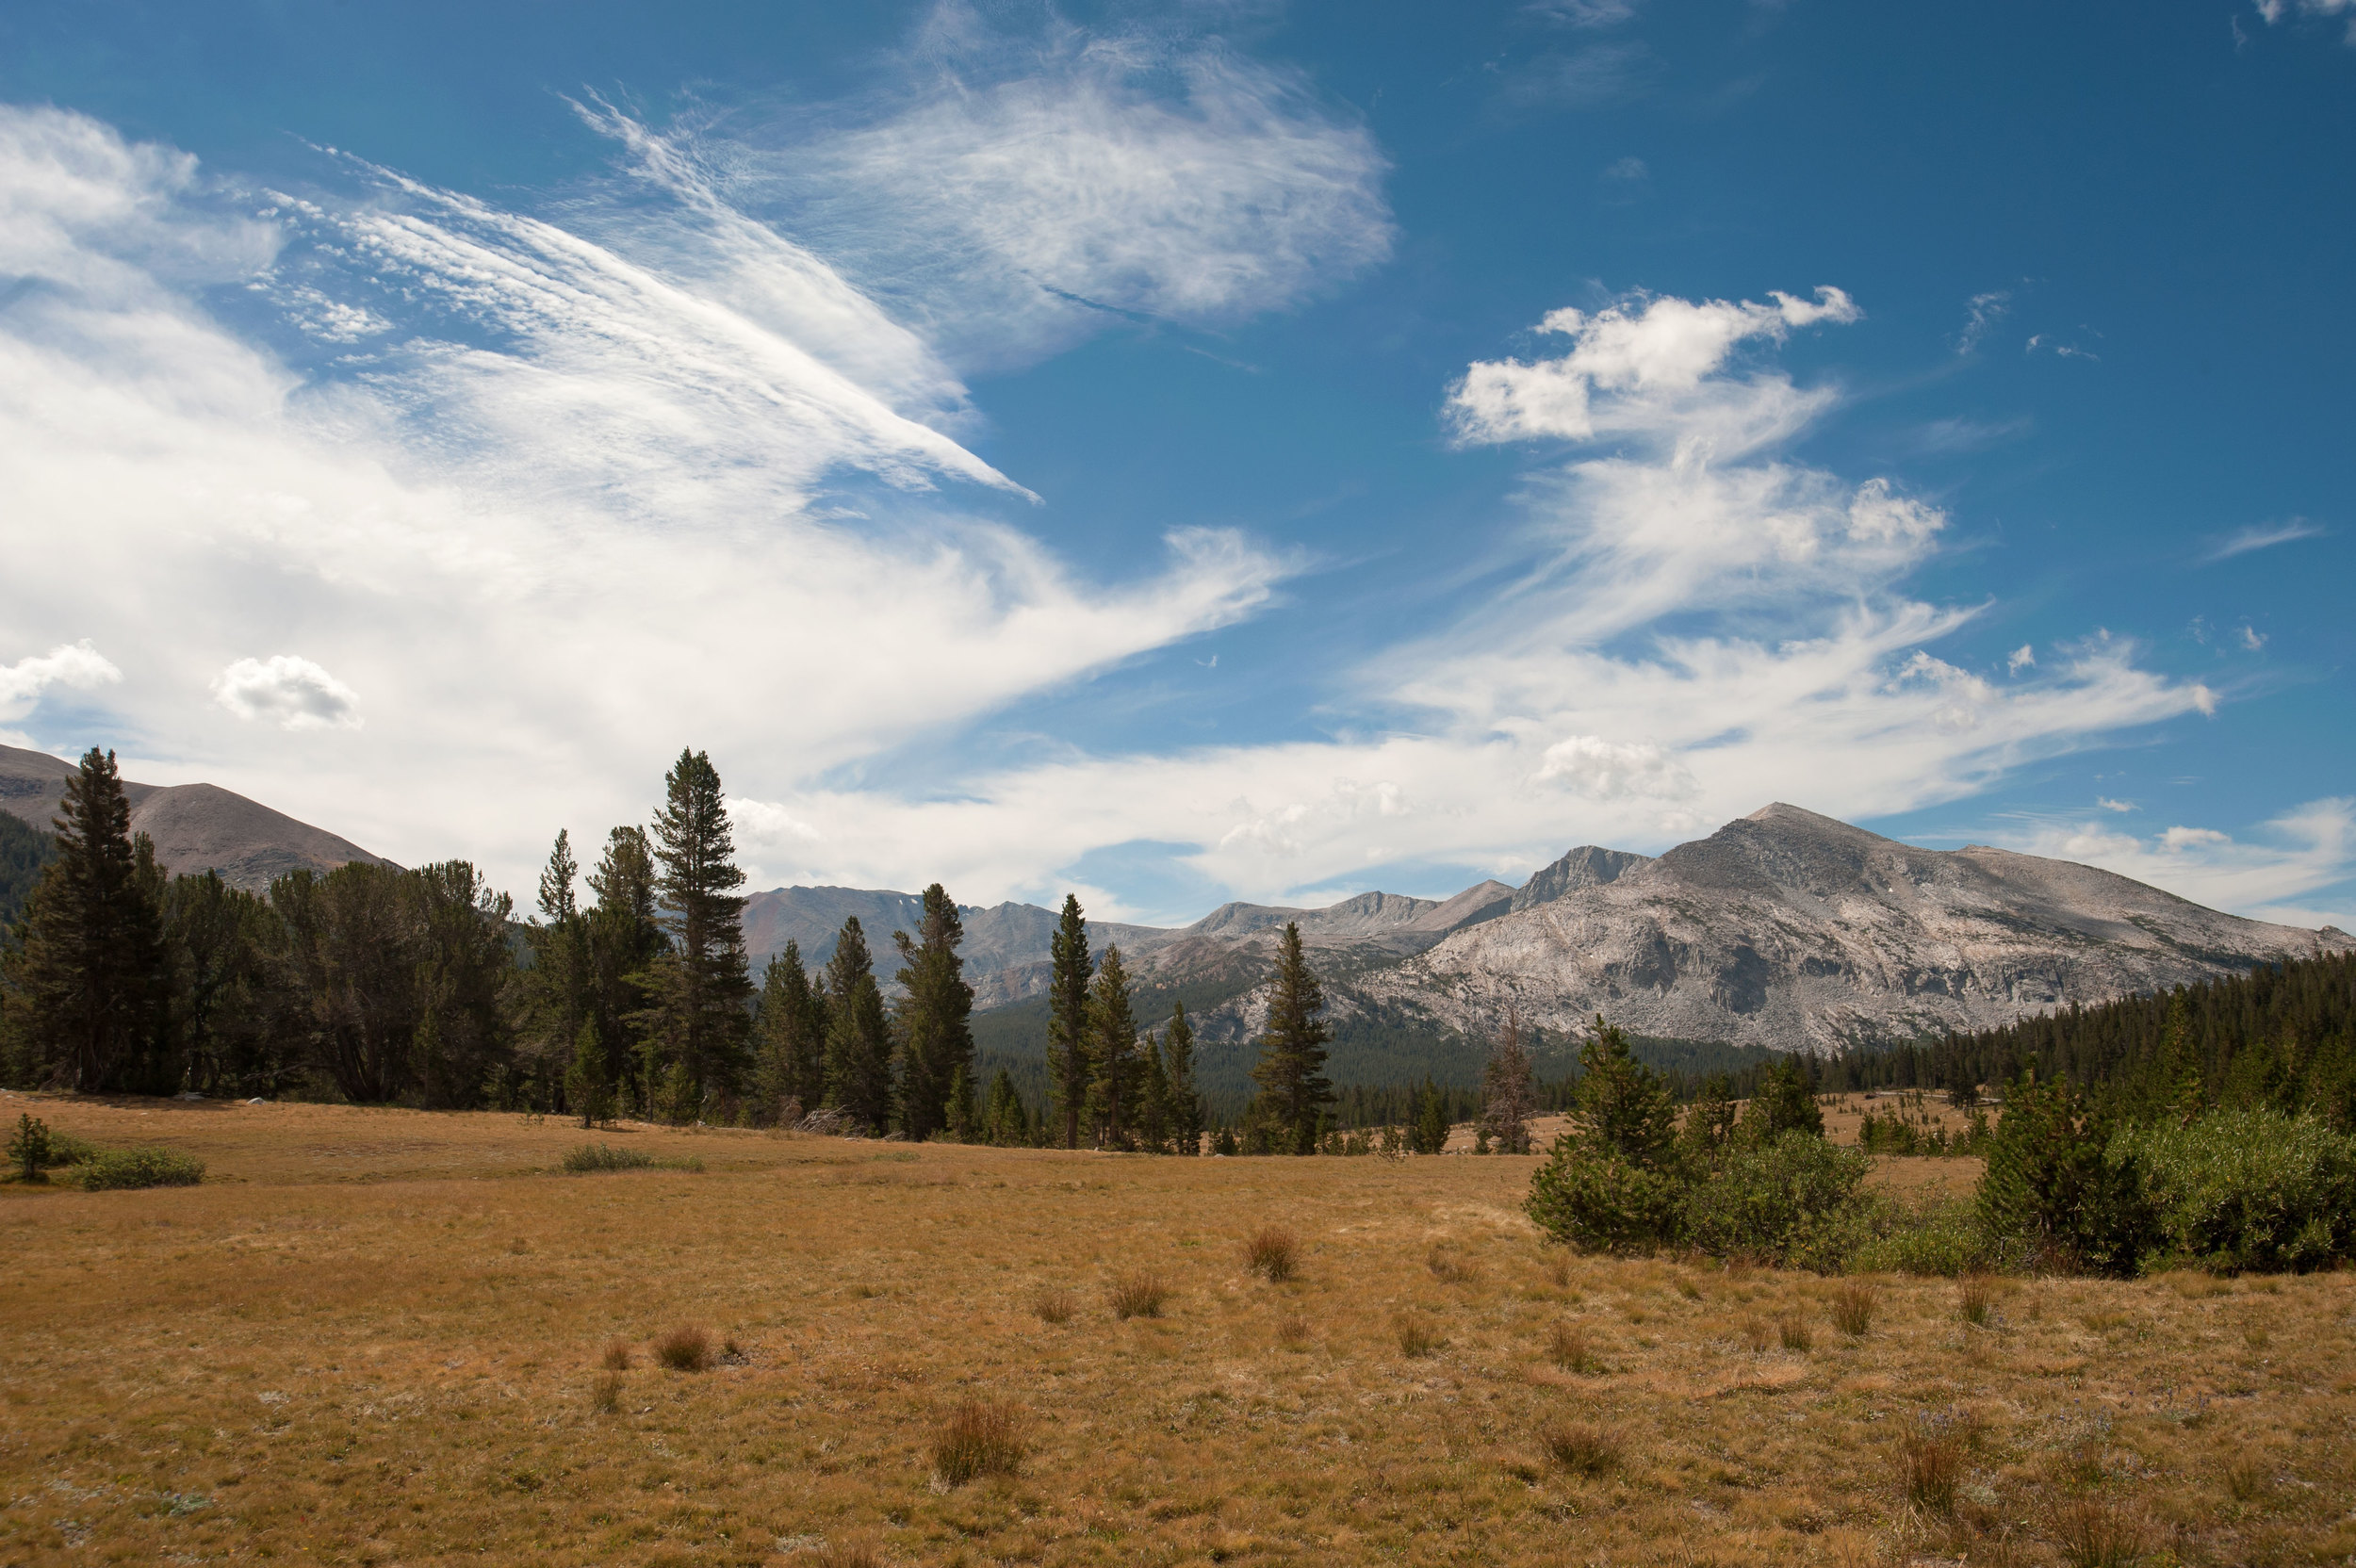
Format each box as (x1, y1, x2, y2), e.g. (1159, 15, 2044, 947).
(0, 1089, 2351, 1566)
(1242, 1224, 1300, 1282)
(929, 1396, 1025, 1487)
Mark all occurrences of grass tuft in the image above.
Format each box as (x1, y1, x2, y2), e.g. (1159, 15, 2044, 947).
(2223, 1455, 2266, 1503)
(1829, 1280, 1877, 1338)
(1778, 1313, 1814, 1353)
(1900, 1412, 1962, 1513)
(1107, 1269, 1170, 1320)
(1546, 1319, 1595, 1373)
(1959, 1275, 1996, 1327)
(1273, 1312, 1312, 1352)
(1536, 1418, 1622, 1476)
(2056, 1498, 2147, 1568)
(931, 1396, 1024, 1486)
(1741, 1315, 1771, 1353)
(1426, 1246, 1479, 1284)
(589, 1372, 623, 1415)
(1031, 1286, 1076, 1325)
(1243, 1226, 1300, 1282)
(1394, 1313, 1444, 1358)
(601, 1337, 632, 1371)
(652, 1324, 713, 1372)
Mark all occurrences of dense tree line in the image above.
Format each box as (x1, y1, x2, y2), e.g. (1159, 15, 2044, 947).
(1806, 951, 2356, 1127)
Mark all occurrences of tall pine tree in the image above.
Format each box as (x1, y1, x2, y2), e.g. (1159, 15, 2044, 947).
(584, 825, 664, 1112)
(1, 749, 166, 1092)
(753, 940, 828, 1121)
(643, 750, 752, 1115)
(1249, 922, 1333, 1155)
(521, 830, 593, 1113)
(1479, 1009, 1536, 1154)
(1045, 893, 1093, 1149)
(824, 917, 894, 1133)
(892, 884, 974, 1141)
(1162, 1000, 1203, 1154)
(1083, 944, 1140, 1149)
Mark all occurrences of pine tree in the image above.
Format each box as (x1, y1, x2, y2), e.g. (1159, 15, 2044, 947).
(754, 942, 828, 1122)
(584, 826, 665, 1110)
(1162, 1000, 1203, 1154)
(565, 1019, 611, 1128)
(1045, 893, 1093, 1149)
(892, 884, 974, 1141)
(0, 749, 167, 1092)
(1083, 945, 1140, 1149)
(2159, 991, 2203, 1125)
(1678, 1072, 1740, 1163)
(984, 1066, 1030, 1146)
(1249, 922, 1333, 1155)
(522, 831, 593, 1112)
(1479, 1009, 1536, 1154)
(824, 917, 894, 1134)
(161, 871, 291, 1099)
(1412, 1079, 1451, 1154)
(1569, 1017, 1679, 1165)
(642, 750, 753, 1111)
(1137, 1030, 1171, 1153)
(945, 1062, 979, 1143)
(1737, 1056, 1823, 1144)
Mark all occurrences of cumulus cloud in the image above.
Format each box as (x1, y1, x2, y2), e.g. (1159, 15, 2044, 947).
(1533, 735, 1694, 799)
(0, 641, 123, 720)
(2253, 0, 2356, 42)
(210, 656, 363, 730)
(1447, 286, 1859, 459)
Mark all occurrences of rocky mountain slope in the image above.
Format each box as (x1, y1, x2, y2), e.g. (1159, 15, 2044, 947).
(0, 743, 390, 890)
(1362, 804, 2353, 1055)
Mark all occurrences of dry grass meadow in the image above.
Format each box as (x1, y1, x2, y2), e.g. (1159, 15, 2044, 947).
(3, 1091, 2352, 1567)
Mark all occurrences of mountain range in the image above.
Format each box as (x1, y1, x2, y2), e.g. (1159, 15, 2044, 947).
(0, 743, 389, 891)
(748, 805, 2350, 1066)
(6, 738, 2346, 1070)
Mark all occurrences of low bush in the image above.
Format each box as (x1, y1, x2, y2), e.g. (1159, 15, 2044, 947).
(1678, 1132, 1872, 1269)
(76, 1148, 205, 1190)
(1525, 1143, 1685, 1255)
(1107, 1269, 1170, 1320)
(652, 1324, 713, 1372)
(1243, 1226, 1299, 1282)
(2111, 1108, 2356, 1274)
(563, 1144, 654, 1173)
(1848, 1197, 1996, 1277)
(931, 1397, 1024, 1486)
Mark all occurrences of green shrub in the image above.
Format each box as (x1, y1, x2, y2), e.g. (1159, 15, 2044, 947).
(2111, 1108, 2356, 1273)
(7, 1114, 52, 1182)
(1526, 1140, 1687, 1254)
(563, 1143, 654, 1173)
(1976, 1074, 2154, 1277)
(76, 1148, 205, 1190)
(1847, 1198, 1994, 1278)
(1678, 1132, 1870, 1269)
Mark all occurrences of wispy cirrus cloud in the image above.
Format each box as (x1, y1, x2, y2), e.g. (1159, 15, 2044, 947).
(2201, 517, 2328, 562)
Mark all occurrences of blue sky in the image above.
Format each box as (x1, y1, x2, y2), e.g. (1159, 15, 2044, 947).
(1, 0, 2350, 928)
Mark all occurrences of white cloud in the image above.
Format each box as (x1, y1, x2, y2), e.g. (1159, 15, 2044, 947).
(0, 102, 1287, 884)
(0, 640, 123, 720)
(1529, 0, 1643, 25)
(210, 655, 363, 731)
(2097, 795, 2135, 813)
(1447, 286, 1859, 460)
(2006, 644, 2036, 675)
(679, 8, 1394, 371)
(1533, 735, 1694, 799)
(2201, 518, 2326, 562)
(1602, 155, 1649, 182)
(1956, 290, 2008, 354)
(1997, 797, 2356, 929)
(2254, 0, 2356, 41)
(2239, 624, 2267, 651)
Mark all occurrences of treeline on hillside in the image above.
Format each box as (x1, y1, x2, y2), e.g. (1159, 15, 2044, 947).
(1808, 951, 2356, 1128)
(0, 811, 55, 928)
